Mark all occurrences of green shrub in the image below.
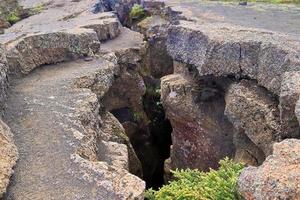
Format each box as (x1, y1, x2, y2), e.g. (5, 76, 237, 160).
(129, 4, 146, 21)
(145, 158, 244, 200)
(6, 12, 21, 24)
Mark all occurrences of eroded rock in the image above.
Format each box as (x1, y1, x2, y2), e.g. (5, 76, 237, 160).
(0, 119, 18, 198)
(238, 139, 300, 200)
(0, 46, 8, 114)
(167, 21, 300, 95)
(161, 72, 235, 171)
(0, 1, 121, 75)
(279, 71, 300, 139)
(137, 16, 174, 78)
(6, 29, 100, 74)
(225, 80, 281, 156)
(233, 129, 265, 166)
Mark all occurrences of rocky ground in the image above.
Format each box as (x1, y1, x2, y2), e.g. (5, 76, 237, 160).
(0, 0, 299, 199)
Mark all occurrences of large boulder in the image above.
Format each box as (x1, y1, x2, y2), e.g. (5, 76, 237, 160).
(238, 139, 300, 200)
(0, 119, 18, 198)
(225, 80, 281, 156)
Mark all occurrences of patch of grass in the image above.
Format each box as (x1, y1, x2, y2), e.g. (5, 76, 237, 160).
(28, 4, 45, 16)
(145, 158, 245, 200)
(130, 4, 146, 21)
(32, 4, 45, 14)
(6, 12, 21, 24)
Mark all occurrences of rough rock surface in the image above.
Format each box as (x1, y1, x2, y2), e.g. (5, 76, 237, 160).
(225, 80, 281, 156)
(238, 139, 300, 200)
(137, 15, 174, 79)
(159, 1, 300, 172)
(0, 0, 121, 74)
(6, 29, 100, 74)
(0, 46, 8, 114)
(4, 58, 144, 200)
(101, 27, 146, 177)
(0, 119, 18, 198)
(167, 20, 300, 95)
(0, 0, 148, 198)
(233, 129, 265, 166)
(161, 69, 235, 171)
(279, 72, 300, 139)
(101, 27, 146, 115)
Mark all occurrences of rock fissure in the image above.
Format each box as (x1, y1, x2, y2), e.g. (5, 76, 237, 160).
(0, 0, 299, 199)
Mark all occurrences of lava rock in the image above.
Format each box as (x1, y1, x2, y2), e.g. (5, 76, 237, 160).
(161, 73, 235, 171)
(238, 139, 300, 200)
(167, 21, 300, 95)
(225, 80, 281, 156)
(0, 119, 18, 198)
(279, 71, 300, 139)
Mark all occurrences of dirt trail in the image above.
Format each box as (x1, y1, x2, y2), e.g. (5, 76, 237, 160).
(3, 59, 133, 199)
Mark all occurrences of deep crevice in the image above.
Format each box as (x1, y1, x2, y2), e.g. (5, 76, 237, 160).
(141, 79, 172, 189)
(108, 78, 172, 190)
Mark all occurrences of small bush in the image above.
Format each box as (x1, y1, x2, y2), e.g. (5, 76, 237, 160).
(145, 158, 244, 200)
(6, 12, 21, 24)
(129, 4, 146, 21)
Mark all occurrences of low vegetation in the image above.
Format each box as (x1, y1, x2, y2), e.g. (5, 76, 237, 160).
(29, 4, 45, 15)
(145, 158, 244, 200)
(129, 4, 146, 21)
(6, 12, 21, 24)
(5, 4, 45, 26)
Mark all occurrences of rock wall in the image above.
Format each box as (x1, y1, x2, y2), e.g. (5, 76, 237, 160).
(0, 119, 18, 198)
(225, 80, 281, 157)
(137, 15, 173, 79)
(161, 16, 300, 171)
(161, 65, 235, 171)
(0, 45, 8, 114)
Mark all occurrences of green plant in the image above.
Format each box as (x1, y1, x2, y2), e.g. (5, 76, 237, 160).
(32, 4, 44, 14)
(133, 111, 144, 122)
(129, 4, 146, 21)
(145, 158, 244, 200)
(6, 12, 21, 24)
